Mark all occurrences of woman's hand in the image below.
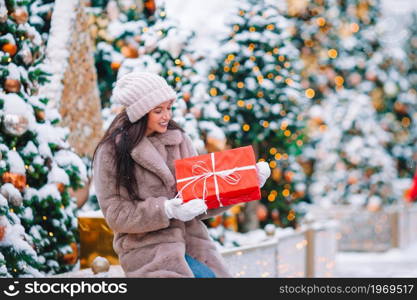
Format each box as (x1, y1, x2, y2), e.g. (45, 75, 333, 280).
(256, 161, 271, 188)
(164, 197, 207, 222)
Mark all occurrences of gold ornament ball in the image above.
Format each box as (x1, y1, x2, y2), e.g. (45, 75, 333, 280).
(91, 256, 110, 274)
(11, 8, 29, 24)
(4, 78, 21, 93)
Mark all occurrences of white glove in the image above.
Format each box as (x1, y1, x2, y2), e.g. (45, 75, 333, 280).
(256, 161, 271, 188)
(164, 197, 207, 222)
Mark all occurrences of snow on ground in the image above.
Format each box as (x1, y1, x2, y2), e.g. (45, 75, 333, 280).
(334, 242, 417, 277)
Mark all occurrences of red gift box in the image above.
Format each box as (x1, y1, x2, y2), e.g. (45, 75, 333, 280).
(174, 145, 261, 209)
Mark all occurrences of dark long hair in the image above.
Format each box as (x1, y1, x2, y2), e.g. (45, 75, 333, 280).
(92, 109, 184, 201)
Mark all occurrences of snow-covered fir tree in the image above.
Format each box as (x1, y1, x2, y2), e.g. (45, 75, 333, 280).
(310, 90, 397, 208)
(0, 0, 87, 276)
(205, 0, 308, 228)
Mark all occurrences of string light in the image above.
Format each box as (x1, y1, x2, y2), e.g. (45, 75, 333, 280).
(280, 121, 288, 130)
(268, 194, 276, 202)
(233, 25, 240, 31)
(210, 88, 218, 96)
(305, 40, 314, 47)
(316, 17, 326, 27)
(223, 115, 230, 122)
(257, 91, 264, 97)
(242, 124, 250, 131)
(269, 161, 277, 168)
(296, 140, 303, 146)
(402, 117, 410, 127)
(249, 27, 256, 32)
(285, 78, 293, 86)
(282, 189, 290, 197)
(42, 216, 47, 220)
(237, 82, 245, 88)
(335, 76, 344, 86)
(174, 59, 181, 65)
(275, 153, 282, 160)
(305, 88, 315, 98)
(237, 100, 245, 107)
(270, 148, 277, 155)
(142, 27, 149, 33)
(266, 24, 275, 30)
(208, 74, 215, 80)
(328, 49, 338, 59)
(263, 121, 269, 128)
(224, 66, 230, 72)
(49, 232, 54, 237)
(351, 23, 360, 32)
(284, 62, 291, 68)
(278, 55, 285, 62)
(160, 11, 166, 17)
(246, 103, 253, 109)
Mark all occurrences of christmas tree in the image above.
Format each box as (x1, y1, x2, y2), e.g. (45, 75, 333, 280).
(0, 0, 87, 276)
(284, 0, 340, 103)
(205, 0, 308, 229)
(0, 186, 43, 277)
(310, 89, 397, 208)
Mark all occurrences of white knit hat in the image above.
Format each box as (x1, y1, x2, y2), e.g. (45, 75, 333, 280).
(112, 72, 177, 123)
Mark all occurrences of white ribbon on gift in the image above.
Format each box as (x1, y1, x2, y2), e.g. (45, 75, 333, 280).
(174, 152, 256, 208)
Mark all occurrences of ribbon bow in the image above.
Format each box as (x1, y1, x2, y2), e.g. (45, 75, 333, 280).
(174, 152, 256, 208)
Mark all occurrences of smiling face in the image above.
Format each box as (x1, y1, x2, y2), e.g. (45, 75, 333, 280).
(145, 99, 174, 136)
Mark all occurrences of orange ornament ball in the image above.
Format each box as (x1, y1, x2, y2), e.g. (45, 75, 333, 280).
(2, 43, 17, 56)
(4, 78, 21, 93)
(121, 45, 138, 58)
(11, 8, 29, 24)
(2, 172, 26, 192)
(62, 242, 78, 265)
(110, 61, 121, 70)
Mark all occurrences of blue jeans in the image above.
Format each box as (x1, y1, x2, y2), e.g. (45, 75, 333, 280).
(185, 254, 216, 278)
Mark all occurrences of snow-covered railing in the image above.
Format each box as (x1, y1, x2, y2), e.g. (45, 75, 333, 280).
(68, 211, 340, 278)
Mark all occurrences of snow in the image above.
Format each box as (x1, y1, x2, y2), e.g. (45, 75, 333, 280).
(6, 150, 26, 174)
(335, 242, 417, 277)
(47, 163, 70, 185)
(38, 0, 77, 108)
(0, 183, 21, 202)
(1, 93, 35, 126)
(77, 209, 104, 218)
(55, 150, 88, 182)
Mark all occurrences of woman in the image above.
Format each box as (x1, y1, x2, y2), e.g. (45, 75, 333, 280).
(92, 72, 271, 278)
